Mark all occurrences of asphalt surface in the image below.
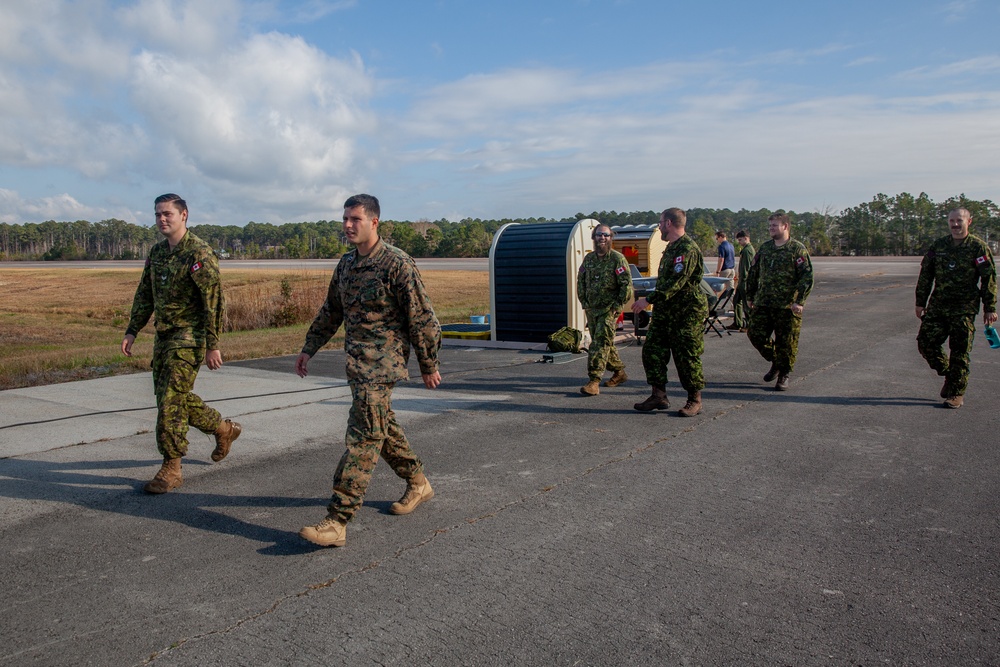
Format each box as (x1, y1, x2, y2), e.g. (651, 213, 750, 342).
(1, 258, 999, 666)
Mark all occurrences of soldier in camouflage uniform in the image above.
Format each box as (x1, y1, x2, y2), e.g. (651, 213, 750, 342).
(744, 212, 814, 391)
(727, 230, 755, 331)
(577, 224, 633, 396)
(122, 194, 242, 494)
(296, 194, 442, 548)
(915, 208, 997, 409)
(632, 208, 708, 417)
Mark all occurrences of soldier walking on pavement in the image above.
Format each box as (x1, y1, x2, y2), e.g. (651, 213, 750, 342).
(121, 194, 242, 494)
(744, 212, 814, 391)
(296, 194, 441, 548)
(577, 224, 633, 396)
(915, 207, 997, 409)
(726, 230, 755, 332)
(632, 208, 708, 417)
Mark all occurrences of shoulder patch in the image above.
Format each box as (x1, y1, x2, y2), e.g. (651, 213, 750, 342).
(191, 261, 202, 273)
(674, 255, 684, 263)
(976, 255, 988, 265)
(615, 265, 626, 275)
(795, 256, 805, 266)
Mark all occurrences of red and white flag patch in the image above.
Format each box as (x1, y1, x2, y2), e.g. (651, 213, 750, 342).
(976, 255, 988, 265)
(674, 255, 684, 263)
(795, 257, 805, 266)
(191, 261, 202, 272)
(615, 266, 626, 275)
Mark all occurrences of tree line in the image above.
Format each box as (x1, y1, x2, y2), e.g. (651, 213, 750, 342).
(0, 192, 996, 261)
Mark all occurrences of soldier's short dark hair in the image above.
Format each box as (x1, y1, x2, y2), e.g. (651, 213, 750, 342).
(155, 193, 187, 215)
(768, 212, 790, 226)
(662, 207, 686, 228)
(736, 230, 749, 239)
(715, 230, 727, 239)
(345, 194, 380, 219)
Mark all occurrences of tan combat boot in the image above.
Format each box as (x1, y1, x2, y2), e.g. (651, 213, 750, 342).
(604, 370, 628, 387)
(144, 457, 183, 494)
(390, 473, 434, 515)
(775, 374, 790, 391)
(678, 391, 702, 417)
(211, 419, 242, 462)
(634, 385, 669, 412)
(299, 515, 347, 547)
(943, 395, 964, 409)
(580, 380, 600, 396)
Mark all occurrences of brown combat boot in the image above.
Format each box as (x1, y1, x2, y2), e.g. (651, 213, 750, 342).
(604, 370, 628, 387)
(390, 473, 434, 515)
(775, 374, 790, 391)
(763, 363, 779, 382)
(299, 515, 347, 547)
(678, 391, 702, 417)
(211, 419, 242, 462)
(943, 395, 964, 409)
(144, 457, 182, 494)
(634, 385, 669, 412)
(580, 380, 600, 396)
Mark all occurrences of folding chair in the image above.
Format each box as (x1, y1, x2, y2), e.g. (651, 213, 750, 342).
(704, 286, 735, 337)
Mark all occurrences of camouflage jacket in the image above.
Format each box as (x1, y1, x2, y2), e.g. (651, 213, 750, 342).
(916, 234, 997, 317)
(577, 249, 633, 314)
(738, 243, 756, 283)
(125, 231, 224, 351)
(745, 238, 813, 308)
(301, 239, 441, 383)
(647, 234, 707, 316)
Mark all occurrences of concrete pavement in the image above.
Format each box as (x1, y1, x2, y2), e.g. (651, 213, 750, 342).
(1, 258, 999, 666)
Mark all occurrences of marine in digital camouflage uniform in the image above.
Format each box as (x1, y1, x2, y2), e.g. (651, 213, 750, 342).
(744, 212, 814, 391)
(296, 194, 442, 548)
(122, 194, 241, 494)
(577, 224, 633, 395)
(729, 231, 755, 330)
(632, 208, 708, 417)
(915, 208, 998, 408)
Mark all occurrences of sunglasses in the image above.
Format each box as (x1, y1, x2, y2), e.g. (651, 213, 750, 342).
(594, 233, 612, 238)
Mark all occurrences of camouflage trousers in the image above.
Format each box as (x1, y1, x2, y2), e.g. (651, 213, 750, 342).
(732, 283, 750, 329)
(152, 345, 221, 459)
(327, 382, 424, 523)
(585, 309, 625, 381)
(747, 306, 802, 374)
(641, 305, 707, 392)
(917, 312, 975, 396)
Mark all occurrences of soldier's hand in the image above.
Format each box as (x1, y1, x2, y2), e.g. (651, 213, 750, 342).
(631, 298, 650, 315)
(790, 303, 803, 315)
(206, 349, 223, 370)
(986, 311, 998, 326)
(121, 334, 135, 357)
(422, 370, 441, 389)
(295, 353, 311, 378)
(915, 307, 925, 320)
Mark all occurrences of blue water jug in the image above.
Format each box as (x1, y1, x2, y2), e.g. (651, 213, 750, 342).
(985, 325, 1000, 349)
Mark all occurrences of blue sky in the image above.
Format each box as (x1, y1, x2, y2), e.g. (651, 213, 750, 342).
(1, 0, 998, 226)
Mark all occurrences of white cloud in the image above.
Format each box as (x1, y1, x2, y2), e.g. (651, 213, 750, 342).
(898, 55, 1000, 80)
(0, 188, 137, 223)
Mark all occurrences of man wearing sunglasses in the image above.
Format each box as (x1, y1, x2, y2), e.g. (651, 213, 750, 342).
(577, 224, 633, 396)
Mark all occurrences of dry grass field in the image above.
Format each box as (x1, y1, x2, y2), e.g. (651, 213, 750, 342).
(0, 267, 489, 390)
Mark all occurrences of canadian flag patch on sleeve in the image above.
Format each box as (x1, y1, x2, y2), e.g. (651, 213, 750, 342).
(674, 255, 684, 263)
(616, 266, 626, 275)
(191, 261, 202, 272)
(795, 257, 805, 266)
(976, 255, 988, 265)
